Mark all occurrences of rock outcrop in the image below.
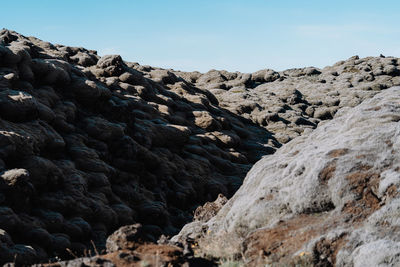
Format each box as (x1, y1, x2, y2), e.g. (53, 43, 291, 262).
(1, 28, 400, 265)
(175, 55, 400, 144)
(0, 29, 273, 265)
(174, 87, 400, 266)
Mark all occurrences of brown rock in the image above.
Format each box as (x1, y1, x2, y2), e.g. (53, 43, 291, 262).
(106, 224, 145, 253)
(194, 194, 228, 222)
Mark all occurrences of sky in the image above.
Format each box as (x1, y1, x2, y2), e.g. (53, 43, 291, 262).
(2, 0, 400, 73)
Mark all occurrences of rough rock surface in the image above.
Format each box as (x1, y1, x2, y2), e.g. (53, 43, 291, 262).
(0, 29, 272, 265)
(2, 28, 400, 265)
(193, 194, 227, 223)
(175, 55, 400, 144)
(174, 87, 400, 266)
(26, 224, 216, 267)
(32, 245, 215, 267)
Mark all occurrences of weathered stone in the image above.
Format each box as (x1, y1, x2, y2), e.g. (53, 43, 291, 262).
(106, 224, 145, 252)
(174, 87, 400, 265)
(31, 59, 71, 85)
(96, 55, 125, 76)
(194, 194, 227, 222)
(70, 52, 97, 66)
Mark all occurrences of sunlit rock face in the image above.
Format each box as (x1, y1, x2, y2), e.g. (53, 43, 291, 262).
(175, 87, 400, 266)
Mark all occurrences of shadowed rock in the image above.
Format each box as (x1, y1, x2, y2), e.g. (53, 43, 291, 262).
(0, 29, 272, 265)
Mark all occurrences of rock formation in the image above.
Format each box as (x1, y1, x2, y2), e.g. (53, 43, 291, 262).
(1, 28, 400, 265)
(0, 29, 272, 265)
(174, 87, 400, 266)
(175, 55, 400, 144)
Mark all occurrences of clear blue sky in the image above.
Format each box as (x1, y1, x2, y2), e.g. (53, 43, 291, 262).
(2, 0, 400, 72)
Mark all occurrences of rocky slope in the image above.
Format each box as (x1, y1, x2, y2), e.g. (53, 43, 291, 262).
(174, 87, 400, 266)
(0, 29, 273, 265)
(1, 28, 400, 265)
(175, 55, 400, 144)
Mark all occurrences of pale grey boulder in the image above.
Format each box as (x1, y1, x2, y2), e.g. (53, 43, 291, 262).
(1, 168, 30, 187)
(174, 87, 400, 265)
(0, 169, 34, 211)
(197, 70, 227, 84)
(251, 69, 280, 83)
(351, 240, 400, 267)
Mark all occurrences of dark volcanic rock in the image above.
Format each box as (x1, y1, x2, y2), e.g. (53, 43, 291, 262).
(0, 90, 38, 122)
(0, 29, 272, 265)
